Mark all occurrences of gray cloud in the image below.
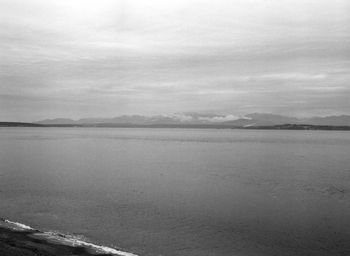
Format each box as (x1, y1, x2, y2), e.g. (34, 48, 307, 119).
(0, 0, 350, 121)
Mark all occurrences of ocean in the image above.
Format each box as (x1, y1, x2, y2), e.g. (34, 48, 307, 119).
(1, 127, 350, 256)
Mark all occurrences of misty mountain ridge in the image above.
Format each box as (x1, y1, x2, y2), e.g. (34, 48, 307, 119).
(36, 113, 350, 127)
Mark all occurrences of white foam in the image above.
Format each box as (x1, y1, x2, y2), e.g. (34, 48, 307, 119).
(1, 219, 138, 256)
(3, 219, 34, 230)
(39, 231, 138, 256)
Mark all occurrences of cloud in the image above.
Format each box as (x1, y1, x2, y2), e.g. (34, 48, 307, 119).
(0, 0, 350, 121)
(198, 115, 242, 122)
(259, 73, 328, 81)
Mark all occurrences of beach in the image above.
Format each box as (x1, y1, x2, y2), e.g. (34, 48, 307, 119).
(0, 219, 136, 256)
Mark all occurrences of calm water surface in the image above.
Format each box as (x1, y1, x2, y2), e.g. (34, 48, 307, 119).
(1, 128, 350, 256)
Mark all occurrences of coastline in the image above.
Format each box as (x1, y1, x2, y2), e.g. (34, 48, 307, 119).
(0, 218, 137, 256)
(1, 122, 350, 131)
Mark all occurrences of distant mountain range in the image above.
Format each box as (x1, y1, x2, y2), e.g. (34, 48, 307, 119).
(35, 113, 350, 127)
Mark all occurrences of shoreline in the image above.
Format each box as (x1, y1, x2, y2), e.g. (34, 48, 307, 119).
(0, 218, 137, 256)
(1, 122, 350, 131)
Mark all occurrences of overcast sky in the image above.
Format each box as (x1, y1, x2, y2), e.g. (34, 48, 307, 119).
(1, 0, 350, 121)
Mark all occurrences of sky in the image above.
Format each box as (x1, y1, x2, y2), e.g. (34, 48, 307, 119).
(0, 0, 350, 121)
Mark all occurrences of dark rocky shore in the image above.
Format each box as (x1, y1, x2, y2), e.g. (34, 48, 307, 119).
(0, 219, 136, 256)
(0, 227, 106, 256)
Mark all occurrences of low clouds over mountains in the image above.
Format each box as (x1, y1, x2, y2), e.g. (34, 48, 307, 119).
(37, 113, 350, 127)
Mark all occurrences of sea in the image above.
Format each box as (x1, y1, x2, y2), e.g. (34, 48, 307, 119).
(0, 127, 350, 256)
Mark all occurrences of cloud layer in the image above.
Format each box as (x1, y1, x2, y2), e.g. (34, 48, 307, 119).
(1, 0, 350, 121)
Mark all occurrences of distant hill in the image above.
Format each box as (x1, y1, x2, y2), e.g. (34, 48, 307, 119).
(221, 113, 299, 127)
(0, 122, 44, 127)
(2, 113, 350, 130)
(246, 113, 299, 125)
(35, 113, 350, 127)
(302, 115, 350, 126)
(36, 118, 77, 125)
(245, 124, 350, 131)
